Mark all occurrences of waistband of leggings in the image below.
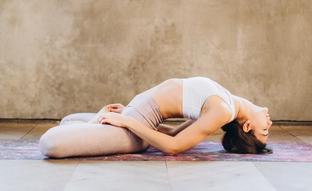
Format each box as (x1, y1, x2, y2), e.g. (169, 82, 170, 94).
(145, 96, 164, 127)
(125, 95, 164, 130)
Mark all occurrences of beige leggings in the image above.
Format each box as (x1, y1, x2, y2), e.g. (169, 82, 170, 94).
(38, 93, 163, 158)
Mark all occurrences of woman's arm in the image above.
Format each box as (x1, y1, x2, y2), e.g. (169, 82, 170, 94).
(157, 119, 195, 136)
(126, 105, 230, 154)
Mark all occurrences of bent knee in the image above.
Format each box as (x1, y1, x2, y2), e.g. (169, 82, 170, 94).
(38, 129, 66, 158)
(59, 113, 95, 125)
(59, 113, 77, 125)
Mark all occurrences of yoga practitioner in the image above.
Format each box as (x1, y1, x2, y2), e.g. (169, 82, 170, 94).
(39, 76, 272, 158)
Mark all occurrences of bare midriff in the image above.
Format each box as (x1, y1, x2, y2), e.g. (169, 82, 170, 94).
(143, 78, 184, 119)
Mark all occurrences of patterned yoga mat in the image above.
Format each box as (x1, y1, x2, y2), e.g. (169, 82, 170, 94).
(1, 139, 312, 162)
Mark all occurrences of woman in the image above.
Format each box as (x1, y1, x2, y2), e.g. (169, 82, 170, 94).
(39, 76, 273, 158)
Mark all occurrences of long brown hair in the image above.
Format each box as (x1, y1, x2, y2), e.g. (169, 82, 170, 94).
(221, 120, 272, 154)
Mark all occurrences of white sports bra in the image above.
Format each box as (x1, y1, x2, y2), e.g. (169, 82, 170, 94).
(182, 76, 236, 122)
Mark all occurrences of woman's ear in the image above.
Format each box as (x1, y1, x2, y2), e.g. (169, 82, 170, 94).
(242, 120, 252, 133)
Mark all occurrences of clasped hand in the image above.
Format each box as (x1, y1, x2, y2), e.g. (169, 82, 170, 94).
(97, 103, 131, 128)
(99, 112, 133, 128)
(104, 103, 125, 113)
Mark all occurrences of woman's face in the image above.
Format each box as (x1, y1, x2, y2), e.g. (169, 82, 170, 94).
(248, 107, 272, 144)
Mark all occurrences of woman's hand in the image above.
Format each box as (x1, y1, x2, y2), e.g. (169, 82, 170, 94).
(88, 103, 126, 124)
(98, 112, 132, 128)
(104, 103, 125, 113)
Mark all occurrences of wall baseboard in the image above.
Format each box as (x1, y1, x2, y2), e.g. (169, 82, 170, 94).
(0, 118, 59, 124)
(271, 120, 312, 126)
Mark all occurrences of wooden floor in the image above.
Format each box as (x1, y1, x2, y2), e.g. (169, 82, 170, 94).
(0, 120, 312, 191)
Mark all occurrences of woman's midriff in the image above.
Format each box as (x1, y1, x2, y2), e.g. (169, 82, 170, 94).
(144, 78, 183, 119)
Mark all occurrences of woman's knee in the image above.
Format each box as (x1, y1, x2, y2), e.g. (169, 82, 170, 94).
(38, 127, 66, 158)
(59, 113, 95, 125)
(60, 113, 80, 125)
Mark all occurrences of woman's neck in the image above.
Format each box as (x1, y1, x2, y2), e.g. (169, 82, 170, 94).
(232, 95, 255, 125)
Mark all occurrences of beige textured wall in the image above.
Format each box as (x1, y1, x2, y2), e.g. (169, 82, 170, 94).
(0, 0, 311, 120)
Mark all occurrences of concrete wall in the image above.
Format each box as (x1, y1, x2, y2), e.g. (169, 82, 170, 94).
(0, 0, 311, 120)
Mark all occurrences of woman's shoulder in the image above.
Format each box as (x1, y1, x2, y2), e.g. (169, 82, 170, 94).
(200, 96, 234, 122)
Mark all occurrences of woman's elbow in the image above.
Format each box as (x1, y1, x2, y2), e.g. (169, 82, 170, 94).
(165, 150, 179, 155)
(163, 143, 182, 155)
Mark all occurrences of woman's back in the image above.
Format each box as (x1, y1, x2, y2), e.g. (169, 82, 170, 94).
(138, 78, 184, 119)
(140, 77, 236, 121)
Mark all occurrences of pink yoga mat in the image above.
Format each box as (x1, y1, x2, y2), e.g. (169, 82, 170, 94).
(1, 139, 312, 162)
